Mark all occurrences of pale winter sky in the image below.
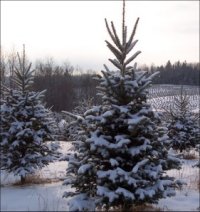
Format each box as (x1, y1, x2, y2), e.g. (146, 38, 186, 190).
(1, 1, 199, 71)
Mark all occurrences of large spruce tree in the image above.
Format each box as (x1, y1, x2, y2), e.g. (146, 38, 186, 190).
(63, 1, 182, 210)
(0, 46, 59, 183)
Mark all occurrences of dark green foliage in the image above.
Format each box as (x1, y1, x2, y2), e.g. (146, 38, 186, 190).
(166, 87, 200, 152)
(0, 46, 59, 183)
(63, 2, 182, 210)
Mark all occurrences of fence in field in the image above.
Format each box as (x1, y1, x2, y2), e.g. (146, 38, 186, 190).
(147, 85, 199, 113)
(147, 84, 199, 98)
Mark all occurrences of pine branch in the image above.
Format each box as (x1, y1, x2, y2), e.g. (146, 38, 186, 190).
(137, 81, 151, 93)
(125, 51, 141, 66)
(105, 19, 122, 51)
(24, 63, 32, 76)
(146, 71, 160, 81)
(126, 40, 138, 55)
(105, 40, 122, 62)
(101, 70, 119, 98)
(127, 18, 139, 47)
(109, 59, 123, 70)
(103, 64, 111, 73)
(111, 21, 123, 50)
(136, 71, 148, 83)
(62, 111, 84, 122)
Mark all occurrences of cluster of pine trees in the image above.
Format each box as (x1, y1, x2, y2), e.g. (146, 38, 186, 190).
(151, 60, 199, 85)
(0, 0, 199, 211)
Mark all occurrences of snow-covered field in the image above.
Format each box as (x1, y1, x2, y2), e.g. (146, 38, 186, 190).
(148, 95, 199, 114)
(148, 85, 199, 113)
(148, 84, 199, 98)
(1, 141, 199, 211)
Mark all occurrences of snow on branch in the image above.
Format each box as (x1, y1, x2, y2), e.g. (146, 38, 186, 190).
(62, 110, 84, 122)
(132, 159, 149, 173)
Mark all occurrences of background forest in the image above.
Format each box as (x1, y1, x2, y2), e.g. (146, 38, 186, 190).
(1, 52, 199, 112)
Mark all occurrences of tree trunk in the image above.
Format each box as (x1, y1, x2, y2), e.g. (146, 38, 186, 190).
(21, 175, 26, 184)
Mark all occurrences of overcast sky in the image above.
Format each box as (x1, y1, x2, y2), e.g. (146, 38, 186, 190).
(1, 1, 199, 71)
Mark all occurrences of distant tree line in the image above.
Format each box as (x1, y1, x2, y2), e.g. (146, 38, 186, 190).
(145, 60, 200, 85)
(0, 50, 100, 112)
(1, 48, 199, 112)
(32, 59, 100, 112)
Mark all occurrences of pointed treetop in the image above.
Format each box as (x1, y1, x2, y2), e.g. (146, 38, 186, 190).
(104, 0, 140, 76)
(13, 45, 34, 94)
(122, 0, 126, 40)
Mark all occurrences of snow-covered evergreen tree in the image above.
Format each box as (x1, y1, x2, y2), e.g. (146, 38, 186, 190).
(62, 97, 95, 141)
(63, 1, 182, 210)
(0, 46, 59, 183)
(167, 86, 199, 152)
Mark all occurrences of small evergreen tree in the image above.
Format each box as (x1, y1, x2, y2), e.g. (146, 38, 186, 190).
(167, 86, 199, 153)
(63, 1, 182, 210)
(0, 46, 59, 183)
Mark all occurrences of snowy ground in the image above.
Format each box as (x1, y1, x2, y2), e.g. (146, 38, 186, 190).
(1, 141, 199, 211)
(147, 84, 199, 114)
(157, 159, 200, 211)
(0, 142, 72, 211)
(148, 95, 199, 114)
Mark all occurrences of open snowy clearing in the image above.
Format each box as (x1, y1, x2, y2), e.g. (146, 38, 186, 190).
(1, 141, 199, 211)
(148, 84, 199, 97)
(147, 85, 199, 113)
(148, 95, 199, 114)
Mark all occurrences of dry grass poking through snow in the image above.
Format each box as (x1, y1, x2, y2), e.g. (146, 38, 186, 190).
(97, 204, 164, 212)
(131, 204, 163, 211)
(188, 172, 200, 192)
(182, 151, 199, 160)
(12, 173, 62, 186)
(168, 159, 199, 191)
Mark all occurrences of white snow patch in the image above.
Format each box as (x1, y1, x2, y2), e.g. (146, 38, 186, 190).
(1, 142, 199, 211)
(78, 164, 92, 174)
